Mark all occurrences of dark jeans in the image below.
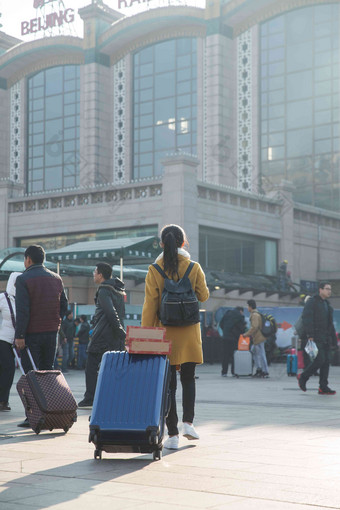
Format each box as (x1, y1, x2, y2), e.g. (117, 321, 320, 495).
(21, 332, 57, 373)
(77, 343, 88, 369)
(301, 342, 332, 390)
(84, 352, 103, 403)
(0, 340, 15, 403)
(61, 342, 69, 372)
(222, 340, 235, 375)
(67, 339, 74, 367)
(166, 363, 196, 436)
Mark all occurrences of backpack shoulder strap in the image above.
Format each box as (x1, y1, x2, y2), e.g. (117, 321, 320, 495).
(183, 261, 195, 279)
(152, 263, 168, 280)
(4, 291, 16, 330)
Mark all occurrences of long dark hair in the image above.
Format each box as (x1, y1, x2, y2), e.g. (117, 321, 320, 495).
(161, 224, 188, 279)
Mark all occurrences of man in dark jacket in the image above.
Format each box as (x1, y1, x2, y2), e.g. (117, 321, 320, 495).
(78, 262, 126, 408)
(298, 282, 337, 395)
(220, 306, 246, 377)
(14, 245, 68, 426)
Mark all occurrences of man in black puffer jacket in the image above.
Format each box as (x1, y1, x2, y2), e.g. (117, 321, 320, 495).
(298, 282, 337, 395)
(78, 262, 126, 408)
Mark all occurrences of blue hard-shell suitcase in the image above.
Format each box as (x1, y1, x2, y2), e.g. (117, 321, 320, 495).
(287, 354, 298, 376)
(89, 351, 170, 461)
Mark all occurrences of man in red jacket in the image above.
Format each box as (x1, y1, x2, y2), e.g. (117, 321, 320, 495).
(14, 245, 68, 427)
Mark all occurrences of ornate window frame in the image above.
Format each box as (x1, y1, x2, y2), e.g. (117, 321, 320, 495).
(10, 81, 22, 183)
(237, 29, 252, 192)
(113, 57, 126, 184)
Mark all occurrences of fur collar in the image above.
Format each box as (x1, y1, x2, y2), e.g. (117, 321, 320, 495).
(155, 248, 190, 263)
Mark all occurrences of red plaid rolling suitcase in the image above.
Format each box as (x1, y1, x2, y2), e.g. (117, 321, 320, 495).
(14, 347, 78, 434)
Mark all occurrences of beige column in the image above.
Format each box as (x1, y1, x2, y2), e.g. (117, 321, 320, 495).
(161, 154, 199, 260)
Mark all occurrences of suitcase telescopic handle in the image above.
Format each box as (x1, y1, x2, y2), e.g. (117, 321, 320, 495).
(12, 345, 38, 374)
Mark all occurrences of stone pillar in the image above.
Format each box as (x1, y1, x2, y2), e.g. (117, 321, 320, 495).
(78, 2, 122, 187)
(161, 154, 199, 260)
(204, 5, 235, 186)
(273, 180, 295, 281)
(79, 63, 113, 186)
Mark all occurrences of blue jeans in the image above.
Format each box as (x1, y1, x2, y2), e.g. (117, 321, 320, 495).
(61, 342, 69, 372)
(67, 339, 74, 367)
(252, 342, 269, 374)
(77, 344, 87, 369)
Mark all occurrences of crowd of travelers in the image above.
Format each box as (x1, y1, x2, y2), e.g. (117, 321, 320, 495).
(0, 229, 338, 449)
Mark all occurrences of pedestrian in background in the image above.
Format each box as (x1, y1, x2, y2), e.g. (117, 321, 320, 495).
(298, 282, 337, 394)
(61, 310, 76, 369)
(14, 245, 68, 427)
(142, 224, 209, 450)
(77, 315, 90, 370)
(219, 306, 246, 377)
(244, 299, 269, 378)
(0, 272, 21, 412)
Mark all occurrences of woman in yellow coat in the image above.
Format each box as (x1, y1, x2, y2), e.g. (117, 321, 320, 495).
(141, 224, 209, 450)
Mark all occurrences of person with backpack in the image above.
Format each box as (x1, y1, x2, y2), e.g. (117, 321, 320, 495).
(0, 272, 21, 411)
(244, 299, 269, 378)
(141, 224, 209, 450)
(219, 307, 246, 377)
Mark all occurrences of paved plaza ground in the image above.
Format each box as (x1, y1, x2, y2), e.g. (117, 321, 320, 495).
(1, 362, 340, 510)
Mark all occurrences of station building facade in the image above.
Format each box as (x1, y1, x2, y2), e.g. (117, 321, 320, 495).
(0, 0, 340, 310)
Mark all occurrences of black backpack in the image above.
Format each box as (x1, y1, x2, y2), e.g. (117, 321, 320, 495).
(259, 312, 277, 337)
(152, 262, 200, 326)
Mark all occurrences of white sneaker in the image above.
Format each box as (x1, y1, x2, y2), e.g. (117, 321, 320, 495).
(163, 435, 179, 450)
(182, 422, 200, 440)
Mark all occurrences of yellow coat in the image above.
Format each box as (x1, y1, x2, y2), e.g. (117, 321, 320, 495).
(141, 253, 210, 366)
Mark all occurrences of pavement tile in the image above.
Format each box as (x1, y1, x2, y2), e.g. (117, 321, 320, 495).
(1, 364, 340, 509)
(0, 484, 51, 503)
(210, 499, 336, 510)
(9, 492, 145, 510)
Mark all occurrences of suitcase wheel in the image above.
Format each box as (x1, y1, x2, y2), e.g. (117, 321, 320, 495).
(94, 449, 102, 460)
(149, 430, 158, 445)
(63, 426, 69, 433)
(153, 449, 162, 461)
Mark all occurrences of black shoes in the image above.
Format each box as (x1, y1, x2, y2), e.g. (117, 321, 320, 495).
(253, 370, 269, 378)
(297, 374, 307, 392)
(0, 401, 11, 411)
(78, 399, 93, 409)
(17, 418, 30, 428)
(318, 387, 336, 395)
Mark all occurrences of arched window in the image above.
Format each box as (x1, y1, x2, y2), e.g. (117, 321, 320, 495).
(133, 38, 197, 179)
(260, 3, 340, 211)
(27, 65, 80, 193)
